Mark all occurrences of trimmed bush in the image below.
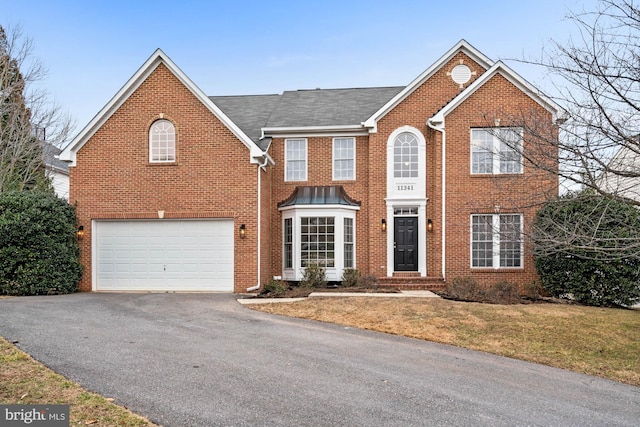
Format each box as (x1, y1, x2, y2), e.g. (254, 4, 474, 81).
(446, 277, 483, 301)
(341, 268, 360, 287)
(300, 262, 327, 288)
(0, 191, 82, 295)
(446, 277, 522, 304)
(261, 279, 289, 296)
(523, 280, 544, 300)
(486, 281, 521, 304)
(534, 192, 640, 307)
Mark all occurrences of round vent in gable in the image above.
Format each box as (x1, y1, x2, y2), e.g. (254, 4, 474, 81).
(451, 64, 472, 85)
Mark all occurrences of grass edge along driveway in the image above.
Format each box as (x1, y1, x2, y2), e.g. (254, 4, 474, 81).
(0, 336, 158, 427)
(249, 297, 640, 386)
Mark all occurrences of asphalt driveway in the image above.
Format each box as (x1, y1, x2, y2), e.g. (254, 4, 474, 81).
(0, 293, 638, 426)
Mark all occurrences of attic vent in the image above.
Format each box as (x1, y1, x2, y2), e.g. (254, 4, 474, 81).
(451, 64, 472, 86)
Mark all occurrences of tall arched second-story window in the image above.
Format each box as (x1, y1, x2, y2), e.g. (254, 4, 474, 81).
(393, 132, 418, 177)
(149, 119, 176, 163)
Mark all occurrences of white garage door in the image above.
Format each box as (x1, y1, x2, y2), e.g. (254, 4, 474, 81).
(94, 220, 234, 292)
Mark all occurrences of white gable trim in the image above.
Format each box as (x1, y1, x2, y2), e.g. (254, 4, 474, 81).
(363, 40, 494, 132)
(60, 49, 264, 166)
(430, 61, 560, 123)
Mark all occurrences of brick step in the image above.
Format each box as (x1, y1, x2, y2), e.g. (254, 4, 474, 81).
(377, 276, 446, 291)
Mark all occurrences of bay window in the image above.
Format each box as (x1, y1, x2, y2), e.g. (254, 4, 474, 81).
(281, 209, 357, 281)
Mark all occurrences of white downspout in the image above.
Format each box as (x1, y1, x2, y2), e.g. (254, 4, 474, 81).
(246, 156, 269, 292)
(427, 117, 446, 280)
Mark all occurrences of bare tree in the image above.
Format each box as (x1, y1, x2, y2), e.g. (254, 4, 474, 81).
(512, 0, 640, 201)
(0, 24, 73, 192)
(469, 0, 640, 264)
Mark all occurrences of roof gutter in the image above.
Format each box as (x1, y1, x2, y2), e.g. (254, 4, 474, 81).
(262, 124, 367, 138)
(427, 114, 446, 280)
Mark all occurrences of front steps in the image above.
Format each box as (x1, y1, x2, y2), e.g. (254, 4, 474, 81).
(377, 274, 446, 291)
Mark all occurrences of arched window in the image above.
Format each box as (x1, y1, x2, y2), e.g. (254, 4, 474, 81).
(393, 132, 418, 177)
(149, 119, 175, 163)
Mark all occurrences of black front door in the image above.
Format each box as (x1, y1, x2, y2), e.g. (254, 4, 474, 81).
(394, 217, 418, 271)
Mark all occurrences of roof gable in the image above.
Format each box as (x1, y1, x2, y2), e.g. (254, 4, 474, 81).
(429, 61, 560, 125)
(363, 40, 494, 131)
(60, 49, 265, 165)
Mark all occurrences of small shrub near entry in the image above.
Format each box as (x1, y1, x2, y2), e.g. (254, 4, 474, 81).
(262, 279, 289, 296)
(300, 262, 327, 288)
(341, 268, 360, 287)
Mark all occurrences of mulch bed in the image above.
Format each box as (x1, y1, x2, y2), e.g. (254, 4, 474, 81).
(256, 285, 400, 299)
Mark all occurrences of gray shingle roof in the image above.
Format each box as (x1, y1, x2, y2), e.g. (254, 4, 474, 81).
(209, 86, 403, 151)
(266, 87, 403, 128)
(209, 94, 281, 151)
(42, 142, 69, 174)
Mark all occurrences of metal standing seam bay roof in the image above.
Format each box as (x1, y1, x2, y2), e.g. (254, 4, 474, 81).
(210, 86, 404, 149)
(278, 185, 361, 208)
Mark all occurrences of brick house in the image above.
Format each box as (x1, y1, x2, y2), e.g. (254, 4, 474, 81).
(60, 40, 559, 293)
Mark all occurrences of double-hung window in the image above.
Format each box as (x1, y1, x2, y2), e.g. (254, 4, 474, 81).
(344, 217, 354, 268)
(285, 138, 307, 181)
(283, 218, 293, 269)
(471, 128, 523, 174)
(333, 137, 355, 180)
(471, 214, 523, 268)
(149, 119, 176, 163)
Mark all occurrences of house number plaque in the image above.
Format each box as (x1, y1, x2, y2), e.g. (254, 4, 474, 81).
(397, 185, 414, 191)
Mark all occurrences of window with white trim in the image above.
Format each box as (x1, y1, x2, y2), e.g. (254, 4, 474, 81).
(285, 138, 307, 181)
(471, 214, 523, 268)
(471, 128, 523, 174)
(394, 132, 419, 177)
(333, 137, 355, 180)
(301, 217, 335, 267)
(344, 217, 354, 268)
(149, 119, 176, 162)
(284, 218, 293, 269)
(281, 208, 357, 281)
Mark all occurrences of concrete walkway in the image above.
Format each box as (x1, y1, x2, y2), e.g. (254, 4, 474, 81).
(237, 289, 440, 305)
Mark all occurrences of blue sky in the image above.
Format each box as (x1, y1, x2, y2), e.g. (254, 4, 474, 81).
(2, 0, 598, 134)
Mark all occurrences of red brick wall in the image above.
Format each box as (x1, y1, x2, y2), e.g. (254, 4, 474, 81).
(70, 63, 260, 292)
(443, 73, 558, 286)
(269, 135, 370, 277)
(72, 51, 558, 292)
(369, 52, 488, 279)
(265, 52, 557, 289)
